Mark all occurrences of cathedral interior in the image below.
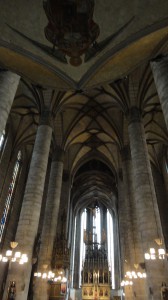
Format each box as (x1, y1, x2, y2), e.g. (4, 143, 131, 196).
(1, 0, 168, 299)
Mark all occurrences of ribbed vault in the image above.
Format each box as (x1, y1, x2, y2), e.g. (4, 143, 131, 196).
(7, 60, 168, 177)
(71, 159, 117, 216)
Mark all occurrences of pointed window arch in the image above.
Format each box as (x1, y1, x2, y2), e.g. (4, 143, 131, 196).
(78, 205, 115, 288)
(0, 150, 22, 243)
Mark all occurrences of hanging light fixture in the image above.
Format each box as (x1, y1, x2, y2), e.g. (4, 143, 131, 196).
(143, 179, 167, 262)
(124, 270, 147, 280)
(122, 259, 147, 288)
(121, 280, 133, 287)
(34, 267, 67, 283)
(43, 0, 100, 66)
(0, 241, 28, 264)
(121, 269, 146, 288)
(144, 239, 167, 260)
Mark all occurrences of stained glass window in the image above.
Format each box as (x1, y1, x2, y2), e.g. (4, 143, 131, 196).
(0, 150, 22, 243)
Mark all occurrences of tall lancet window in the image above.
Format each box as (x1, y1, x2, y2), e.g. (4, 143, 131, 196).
(0, 150, 22, 243)
(0, 130, 5, 152)
(80, 205, 101, 279)
(107, 209, 115, 288)
(79, 203, 115, 288)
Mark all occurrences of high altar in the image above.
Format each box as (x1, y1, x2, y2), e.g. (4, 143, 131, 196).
(81, 226, 111, 300)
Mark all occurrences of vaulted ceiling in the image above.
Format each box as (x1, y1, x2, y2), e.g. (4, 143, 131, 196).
(1, 0, 168, 200)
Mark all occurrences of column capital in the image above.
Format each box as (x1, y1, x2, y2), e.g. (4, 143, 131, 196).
(52, 146, 64, 162)
(40, 110, 53, 127)
(128, 107, 141, 124)
(150, 54, 168, 64)
(0, 68, 8, 72)
(120, 145, 131, 161)
(150, 55, 168, 75)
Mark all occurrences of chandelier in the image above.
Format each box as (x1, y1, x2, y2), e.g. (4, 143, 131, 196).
(0, 241, 28, 264)
(34, 267, 67, 283)
(125, 270, 147, 280)
(121, 280, 133, 287)
(121, 261, 147, 288)
(43, 0, 100, 66)
(121, 268, 146, 287)
(144, 239, 167, 260)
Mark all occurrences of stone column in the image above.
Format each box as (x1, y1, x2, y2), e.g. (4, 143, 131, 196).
(34, 147, 64, 300)
(0, 70, 20, 136)
(152, 163, 168, 250)
(121, 145, 147, 300)
(120, 146, 134, 300)
(2, 111, 53, 300)
(0, 157, 29, 295)
(162, 157, 168, 201)
(117, 168, 125, 283)
(120, 147, 134, 264)
(151, 56, 168, 130)
(128, 107, 168, 300)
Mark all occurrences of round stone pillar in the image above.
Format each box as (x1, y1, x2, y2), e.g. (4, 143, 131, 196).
(0, 70, 20, 136)
(120, 146, 134, 300)
(2, 111, 53, 300)
(34, 147, 64, 300)
(121, 145, 147, 300)
(120, 146, 134, 265)
(151, 57, 168, 130)
(128, 107, 168, 300)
